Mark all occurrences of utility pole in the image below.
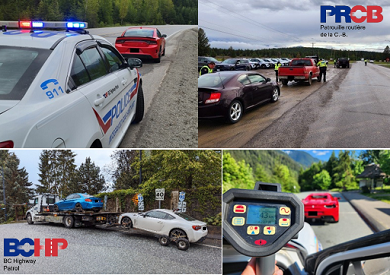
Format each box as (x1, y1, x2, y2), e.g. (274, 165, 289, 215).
(139, 150, 142, 186)
(2, 163, 6, 221)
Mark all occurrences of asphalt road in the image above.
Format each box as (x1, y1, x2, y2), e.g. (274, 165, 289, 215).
(0, 222, 221, 274)
(89, 25, 197, 148)
(295, 191, 373, 249)
(199, 62, 390, 148)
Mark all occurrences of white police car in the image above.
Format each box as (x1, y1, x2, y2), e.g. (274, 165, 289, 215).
(0, 21, 144, 148)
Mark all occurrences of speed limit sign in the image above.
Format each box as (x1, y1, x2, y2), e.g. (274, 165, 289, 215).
(155, 188, 165, 201)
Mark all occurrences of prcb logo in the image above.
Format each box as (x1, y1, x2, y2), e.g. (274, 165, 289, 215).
(4, 238, 68, 257)
(321, 5, 383, 23)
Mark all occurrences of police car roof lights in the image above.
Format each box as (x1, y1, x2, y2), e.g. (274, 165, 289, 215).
(0, 21, 88, 31)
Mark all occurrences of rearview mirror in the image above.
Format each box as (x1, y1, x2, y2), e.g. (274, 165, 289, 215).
(266, 78, 271, 82)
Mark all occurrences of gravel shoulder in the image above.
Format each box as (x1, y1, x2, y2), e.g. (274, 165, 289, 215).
(120, 28, 198, 148)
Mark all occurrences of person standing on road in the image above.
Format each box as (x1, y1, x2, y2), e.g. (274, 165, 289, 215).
(274, 61, 282, 82)
(199, 61, 216, 76)
(317, 58, 327, 82)
(365, 59, 368, 66)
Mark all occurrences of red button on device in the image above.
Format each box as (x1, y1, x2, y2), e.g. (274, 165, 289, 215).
(254, 239, 267, 246)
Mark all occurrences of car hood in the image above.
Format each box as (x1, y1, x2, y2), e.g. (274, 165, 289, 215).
(0, 100, 19, 115)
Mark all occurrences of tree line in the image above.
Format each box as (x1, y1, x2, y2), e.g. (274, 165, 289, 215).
(198, 28, 388, 61)
(0, 150, 221, 222)
(223, 150, 390, 193)
(0, 0, 197, 28)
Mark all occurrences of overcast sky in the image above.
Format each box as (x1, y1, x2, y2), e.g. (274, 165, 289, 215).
(198, 0, 390, 52)
(10, 149, 116, 189)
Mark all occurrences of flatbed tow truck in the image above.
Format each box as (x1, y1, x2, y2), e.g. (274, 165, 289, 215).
(26, 194, 119, 228)
(25, 194, 194, 250)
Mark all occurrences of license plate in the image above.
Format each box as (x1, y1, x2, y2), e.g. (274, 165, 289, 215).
(308, 211, 317, 216)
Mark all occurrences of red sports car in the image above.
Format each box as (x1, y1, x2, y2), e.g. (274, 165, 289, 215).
(115, 27, 166, 63)
(302, 193, 339, 223)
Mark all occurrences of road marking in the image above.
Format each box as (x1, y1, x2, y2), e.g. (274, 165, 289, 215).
(198, 243, 221, 249)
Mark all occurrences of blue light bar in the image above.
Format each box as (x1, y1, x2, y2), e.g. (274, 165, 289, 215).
(66, 22, 86, 29)
(32, 21, 44, 28)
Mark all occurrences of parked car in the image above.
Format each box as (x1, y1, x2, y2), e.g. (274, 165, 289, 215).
(302, 193, 339, 223)
(251, 58, 271, 69)
(198, 71, 280, 124)
(334, 57, 350, 68)
(54, 193, 103, 212)
(119, 209, 208, 250)
(248, 59, 260, 69)
(115, 27, 166, 63)
(278, 58, 320, 86)
(198, 56, 221, 71)
(262, 58, 275, 67)
(215, 58, 251, 71)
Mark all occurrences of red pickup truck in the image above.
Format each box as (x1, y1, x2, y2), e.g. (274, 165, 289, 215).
(278, 58, 320, 86)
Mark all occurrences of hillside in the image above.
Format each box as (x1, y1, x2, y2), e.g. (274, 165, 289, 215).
(283, 151, 320, 168)
(226, 150, 303, 177)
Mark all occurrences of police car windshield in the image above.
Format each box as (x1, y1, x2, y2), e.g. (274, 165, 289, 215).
(124, 29, 154, 37)
(0, 46, 51, 100)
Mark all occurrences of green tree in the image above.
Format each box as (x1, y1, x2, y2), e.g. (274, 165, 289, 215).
(136, 150, 221, 194)
(379, 151, 390, 182)
(0, 151, 34, 222)
(76, 157, 106, 195)
(198, 28, 210, 56)
(324, 151, 338, 189)
(115, 0, 129, 25)
(223, 152, 253, 192)
(36, 150, 77, 197)
(334, 151, 356, 190)
(254, 164, 269, 182)
(313, 170, 331, 190)
(359, 150, 381, 165)
(109, 150, 140, 190)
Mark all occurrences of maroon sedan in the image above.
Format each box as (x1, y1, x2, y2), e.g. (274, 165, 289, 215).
(198, 71, 280, 123)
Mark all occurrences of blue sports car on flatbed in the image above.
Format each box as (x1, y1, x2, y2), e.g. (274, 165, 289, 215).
(54, 193, 103, 212)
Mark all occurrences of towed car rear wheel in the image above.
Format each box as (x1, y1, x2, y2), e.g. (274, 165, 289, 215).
(271, 87, 279, 102)
(75, 203, 83, 212)
(54, 204, 59, 212)
(170, 229, 187, 241)
(227, 100, 243, 124)
(121, 217, 132, 229)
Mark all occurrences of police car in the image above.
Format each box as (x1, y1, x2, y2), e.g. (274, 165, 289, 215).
(0, 21, 144, 148)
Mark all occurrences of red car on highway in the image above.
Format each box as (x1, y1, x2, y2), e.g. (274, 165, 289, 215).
(115, 27, 166, 63)
(302, 193, 339, 223)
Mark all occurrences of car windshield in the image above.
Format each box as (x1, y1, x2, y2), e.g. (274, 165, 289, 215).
(198, 73, 231, 88)
(311, 195, 328, 199)
(207, 57, 219, 62)
(124, 29, 154, 37)
(175, 212, 196, 221)
(0, 46, 51, 100)
(222, 59, 236, 64)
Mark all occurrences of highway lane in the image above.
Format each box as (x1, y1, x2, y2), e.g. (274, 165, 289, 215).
(295, 191, 373, 249)
(89, 25, 197, 148)
(199, 62, 390, 148)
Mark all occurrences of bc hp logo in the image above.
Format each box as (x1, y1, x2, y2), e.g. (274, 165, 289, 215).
(4, 238, 68, 257)
(321, 5, 383, 23)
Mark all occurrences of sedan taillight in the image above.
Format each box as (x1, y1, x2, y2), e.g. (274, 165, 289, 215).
(205, 92, 221, 104)
(146, 40, 157, 45)
(192, 225, 201, 231)
(0, 140, 14, 148)
(116, 40, 125, 44)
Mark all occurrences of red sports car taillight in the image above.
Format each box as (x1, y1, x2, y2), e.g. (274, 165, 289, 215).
(0, 140, 14, 148)
(85, 199, 92, 202)
(324, 204, 336, 208)
(205, 92, 221, 104)
(192, 225, 202, 231)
